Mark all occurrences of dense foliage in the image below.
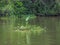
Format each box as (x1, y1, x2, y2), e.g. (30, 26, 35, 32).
(21, 0, 60, 15)
(0, 0, 60, 17)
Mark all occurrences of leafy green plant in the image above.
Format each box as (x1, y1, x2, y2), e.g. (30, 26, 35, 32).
(13, 1, 27, 16)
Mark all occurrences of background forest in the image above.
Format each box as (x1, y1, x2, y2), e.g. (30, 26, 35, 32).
(0, 0, 60, 17)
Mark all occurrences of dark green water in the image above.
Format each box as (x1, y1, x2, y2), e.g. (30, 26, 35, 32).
(0, 17, 60, 45)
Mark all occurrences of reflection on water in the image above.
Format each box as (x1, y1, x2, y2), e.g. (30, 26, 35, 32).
(0, 17, 60, 45)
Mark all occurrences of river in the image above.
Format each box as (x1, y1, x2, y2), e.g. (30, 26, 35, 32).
(0, 16, 60, 45)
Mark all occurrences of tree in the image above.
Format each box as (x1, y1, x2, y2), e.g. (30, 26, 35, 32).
(21, 0, 60, 15)
(0, 0, 14, 17)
